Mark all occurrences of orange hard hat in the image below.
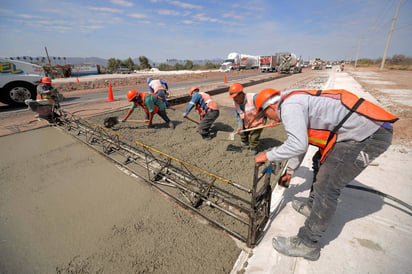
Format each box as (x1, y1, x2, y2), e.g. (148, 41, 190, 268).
(255, 88, 281, 114)
(127, 89, 139, 101)
(189, 86, 199, 96)
(41, 77, 52, 84)
(228, 83, 243, 98)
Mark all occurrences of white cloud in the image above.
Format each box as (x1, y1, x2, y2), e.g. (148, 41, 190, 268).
(168, 1, 202, 10)
(87, 7, 122, 13)
(158, 9, 180, 16)
(18, 14, 44, 19)
(128, 13, 148, 19)
(111, 0, 133, 7)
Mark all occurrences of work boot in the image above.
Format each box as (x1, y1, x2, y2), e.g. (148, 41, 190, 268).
(201, 134, 212, 140)
(272, 236, 320, 261)
(292, 200, 311, 218)
(244, 148, 257, 156)
(240, 141, 249, 149)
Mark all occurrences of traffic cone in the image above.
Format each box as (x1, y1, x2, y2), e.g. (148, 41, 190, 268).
(224, 73, 227, 83)
(106, 83, 115, 102)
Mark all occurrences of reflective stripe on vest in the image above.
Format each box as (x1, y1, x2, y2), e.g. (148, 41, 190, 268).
(139, 92, 161, 114)
(280, 89, 398, 163)
(234, 93, 266, 128)
(281, 89, 398, 123)
(199, 92, 218, 110)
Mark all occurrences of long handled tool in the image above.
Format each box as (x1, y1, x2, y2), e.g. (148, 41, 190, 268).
(184, 116, 200, 125)
(228, 122, 280, 140)
(104, 116, 148, 128)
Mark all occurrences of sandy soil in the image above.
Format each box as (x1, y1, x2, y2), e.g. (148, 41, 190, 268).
(1, 66, 411, 273)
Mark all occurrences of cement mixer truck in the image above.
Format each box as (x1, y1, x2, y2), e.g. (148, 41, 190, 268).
(277, 52, 299, 74)
(220, 52, 259, 72)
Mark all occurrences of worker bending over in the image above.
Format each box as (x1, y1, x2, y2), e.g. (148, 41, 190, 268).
(147, 77, 170, 108)
(254, 88, 397, 261)
(25, 76, 61, 122)
(122, 89, 174, 129)
(182, 87, 219, 140)
(229, 83, 266, 156)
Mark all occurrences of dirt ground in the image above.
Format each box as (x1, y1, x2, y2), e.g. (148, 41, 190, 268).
(1, 67, 411, 273)
(347, 67, 412, 146)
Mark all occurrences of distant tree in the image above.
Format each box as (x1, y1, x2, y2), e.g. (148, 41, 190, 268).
(107, 58, 121, 72)
(139, 56, 151, 70)
(184, 60, 193, 70)
(123, 57, 135, 70)
(390, 54, 405, 64)
(204, 62, 218, 69)
(174, 63, 184, 70)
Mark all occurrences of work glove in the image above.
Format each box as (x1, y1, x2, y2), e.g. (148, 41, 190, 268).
(255, 152, 268, 165)
(278, 167, 294, 188)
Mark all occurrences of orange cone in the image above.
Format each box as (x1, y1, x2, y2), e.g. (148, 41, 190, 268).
(106, 83, 115, 102)
(224, 73, 227, 83)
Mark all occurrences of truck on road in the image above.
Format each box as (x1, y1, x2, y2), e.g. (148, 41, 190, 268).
(277, 52, 299, 74)
(0, 58, 44, 106)
(220, 52, 259, 72)
(259, 55, 277, 73)
(311, 58, 323, 70)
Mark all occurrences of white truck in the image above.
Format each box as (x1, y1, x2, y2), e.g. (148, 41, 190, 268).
(220, 52, 259, 72)
(277, 52, 299, 74)
(259, 55, 277, 73)
(0, 58, 44, 106)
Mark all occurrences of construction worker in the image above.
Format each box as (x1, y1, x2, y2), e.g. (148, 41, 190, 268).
(182, 87, 219, 140)
(122, 89, 174, 129)
(229, 83, 266, 156)
(26, 76, 61, 121)
(37, 76, 59, 105)
(147, 77, 170, 108)
(254, 88, 398, 261)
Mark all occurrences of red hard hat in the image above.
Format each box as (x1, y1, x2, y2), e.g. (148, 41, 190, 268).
(189, 87, 199, 96)
(127, 89, 139, 101)
(228, 83, 243, 98)
(255, 88, 281, 114)
(41, 77, 52, 84)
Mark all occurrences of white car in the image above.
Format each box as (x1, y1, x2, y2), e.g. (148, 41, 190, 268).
(325, 64, 332, 69)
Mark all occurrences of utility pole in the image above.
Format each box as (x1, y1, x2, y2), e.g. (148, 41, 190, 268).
(380, 0, 402, 71)
(354, 39, 362, 68)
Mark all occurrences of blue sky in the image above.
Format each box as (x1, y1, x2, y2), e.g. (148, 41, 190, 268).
(1, 0, 411, 62)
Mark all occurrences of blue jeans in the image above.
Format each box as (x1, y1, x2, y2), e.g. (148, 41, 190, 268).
(156, 90, 170, 108)
(298, 127, 393, 247)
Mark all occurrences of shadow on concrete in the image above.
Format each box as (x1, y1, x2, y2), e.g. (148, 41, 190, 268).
(275, 165, 384, 248)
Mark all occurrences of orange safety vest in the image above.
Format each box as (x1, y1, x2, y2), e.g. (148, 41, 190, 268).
(280, 89, 398, 163)
(234, 93, 266, 128)
(135, 92, 163, 114)
(194, 92, 218, 119)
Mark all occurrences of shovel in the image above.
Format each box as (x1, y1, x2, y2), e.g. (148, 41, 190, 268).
(104, 116, 148, 128)
(228, 122, 281, 140)
(184, 116, 200, 125)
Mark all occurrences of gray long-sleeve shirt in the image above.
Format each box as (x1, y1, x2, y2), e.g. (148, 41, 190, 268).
(266, 89, 382, 170)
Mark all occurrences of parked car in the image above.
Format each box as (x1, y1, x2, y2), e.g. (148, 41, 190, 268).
(325, 64, 332, 69)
